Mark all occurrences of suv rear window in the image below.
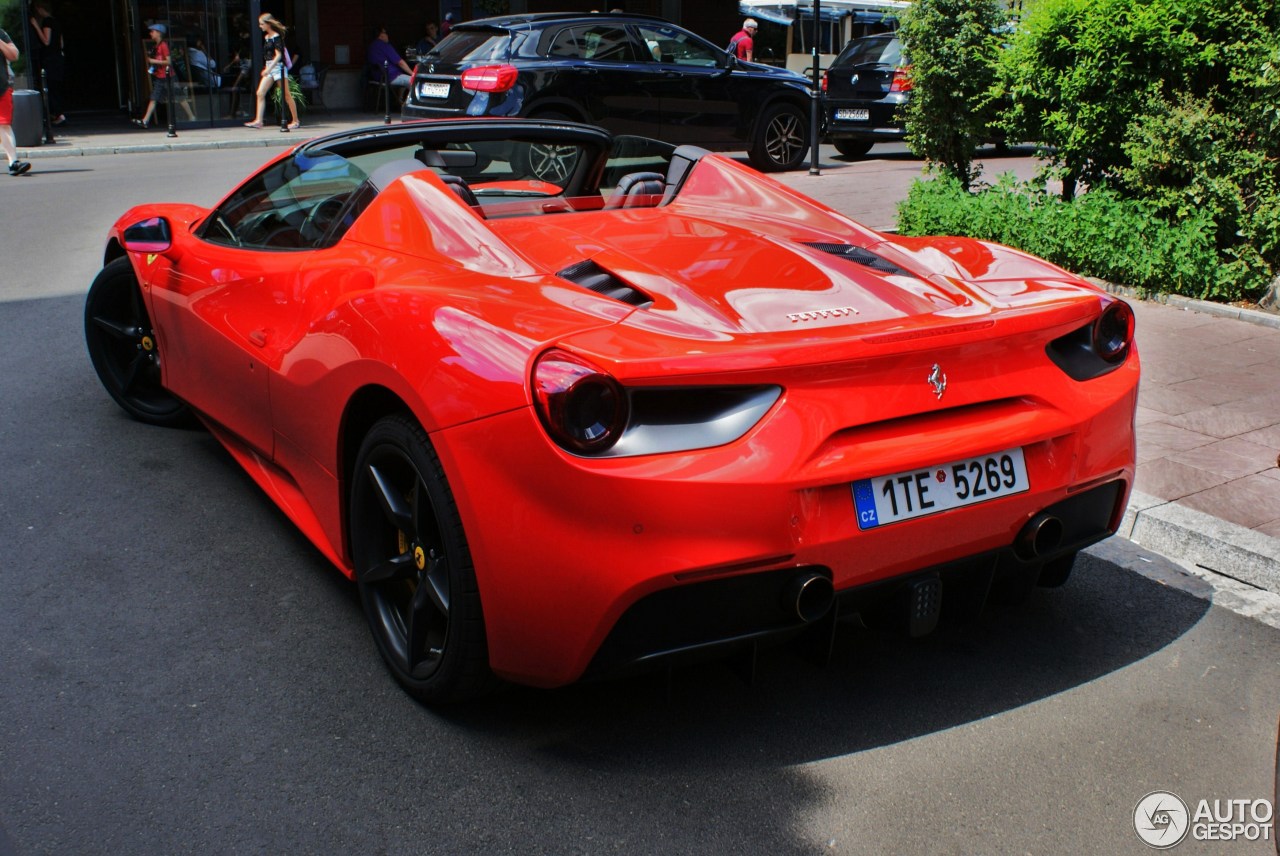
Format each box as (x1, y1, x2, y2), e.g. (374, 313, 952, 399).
(833, 34, 902, 68)
(430, 28, 513, 64)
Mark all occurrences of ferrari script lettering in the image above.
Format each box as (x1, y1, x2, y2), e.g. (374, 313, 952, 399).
(786, 306, 860, 323)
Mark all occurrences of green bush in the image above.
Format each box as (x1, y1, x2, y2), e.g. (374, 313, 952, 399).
(897, 173, 1264, 302)
(898, 0, 1008, 189)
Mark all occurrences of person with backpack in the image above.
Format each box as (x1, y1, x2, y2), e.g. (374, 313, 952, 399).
(244, 12, 299, 129)
(728, 18, 757, 62)
(0, 26, 32, 175)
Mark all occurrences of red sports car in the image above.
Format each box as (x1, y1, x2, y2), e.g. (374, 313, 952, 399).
(85, 119, 1138, 703)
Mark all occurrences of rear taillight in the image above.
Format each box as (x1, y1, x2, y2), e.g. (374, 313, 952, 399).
(821, 72, 828, 93)
(460, 64, 519, 93)
(1094, 300, 1135, 363)
(533, 350, 628, 454)
(890, 66, 913, 92)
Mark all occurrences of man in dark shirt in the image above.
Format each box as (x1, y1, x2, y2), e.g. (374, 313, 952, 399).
(367, 25, 414, 104)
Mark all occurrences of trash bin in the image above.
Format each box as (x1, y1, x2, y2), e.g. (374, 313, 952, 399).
(12, 90, 42, 147)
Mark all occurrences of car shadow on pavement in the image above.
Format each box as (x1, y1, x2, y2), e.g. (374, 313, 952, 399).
(444, 542, 1209, 769)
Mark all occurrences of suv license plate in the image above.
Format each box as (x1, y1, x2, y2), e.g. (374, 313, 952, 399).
(420, 82, 450, 99)
(852, 448, 1029, 530)
(836, 108, 869, 121)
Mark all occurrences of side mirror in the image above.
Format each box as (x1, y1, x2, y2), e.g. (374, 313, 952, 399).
(121, 217, 173, 254)
(721, 53, 738, 74)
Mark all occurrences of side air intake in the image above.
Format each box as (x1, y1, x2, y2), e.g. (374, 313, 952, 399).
(802, 242, 910, 276)
(557, 260, 654, 308)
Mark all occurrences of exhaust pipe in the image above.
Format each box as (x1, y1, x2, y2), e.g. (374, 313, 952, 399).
(784, 571, 835, 623)
(1017, 513, 1064, 559)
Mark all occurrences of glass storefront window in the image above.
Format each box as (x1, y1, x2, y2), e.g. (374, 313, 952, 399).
(133, 0, 266, 126)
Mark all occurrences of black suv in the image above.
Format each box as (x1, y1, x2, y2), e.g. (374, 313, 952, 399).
(402, 12, 814, 171)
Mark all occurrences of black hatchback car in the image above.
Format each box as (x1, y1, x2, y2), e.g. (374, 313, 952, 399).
(403, 12, 814, 171)
(822, 33, 909, 158)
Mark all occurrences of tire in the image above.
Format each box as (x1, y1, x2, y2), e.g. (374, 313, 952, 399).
(514, 110, 581, 183)
(748, 102, 809, 172)
(1036, 551, 1077, 588)
(84, 257, 191, 427)
(833, 139, 874, 159)
(349, 414, 492, 703)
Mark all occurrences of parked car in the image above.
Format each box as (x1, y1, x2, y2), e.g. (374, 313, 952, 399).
(823, 32, 910, 158)
(402, 12, 814, 171)
(85, 118, 1138, 704)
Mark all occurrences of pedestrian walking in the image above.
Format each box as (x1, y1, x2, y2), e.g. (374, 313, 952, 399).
(133, 23, 195, 128)
(0, 26, 32, 175)
(244, 12, 299, 129)
(728, 18, 758, 62)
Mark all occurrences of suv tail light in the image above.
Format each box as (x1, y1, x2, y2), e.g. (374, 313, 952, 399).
(821, 72, 828, 93)
(890, 66, 913, 92)
(533, 350, 628, 454)
(460, 65, 519, 93)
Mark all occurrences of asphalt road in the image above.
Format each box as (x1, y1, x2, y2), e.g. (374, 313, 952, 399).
(1, 145, 1277, 855)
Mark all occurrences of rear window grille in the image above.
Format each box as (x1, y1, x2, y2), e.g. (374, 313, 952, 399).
(557, 259, 653, 308)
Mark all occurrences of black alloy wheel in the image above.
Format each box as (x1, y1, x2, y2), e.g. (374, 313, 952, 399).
(515, 111, 582, 183)
(749, 102, 809, 172)
(349, 415, 491, 703)
(84, 257, 191, 427)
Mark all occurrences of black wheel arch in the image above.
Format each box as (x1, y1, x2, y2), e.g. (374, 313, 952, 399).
(339, 385, 417, 559)
(521, 98, 588, 123)
(742, 91, 812, 144)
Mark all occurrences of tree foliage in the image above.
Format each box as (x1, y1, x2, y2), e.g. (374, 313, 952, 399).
(898, 0, 1008, 189)
(900, 0, 1280, 301)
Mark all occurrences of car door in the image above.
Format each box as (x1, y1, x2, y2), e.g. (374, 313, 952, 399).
(153, 248, 301, 456)
(629, 23, 738, 147)
(150, 154, 363, 457)
(539, 23, 658, 137)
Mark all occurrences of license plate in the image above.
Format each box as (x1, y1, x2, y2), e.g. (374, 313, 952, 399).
(852, 448, 1029, 530)
(836, 108, 869, 121)
(419, 82, 450, 99)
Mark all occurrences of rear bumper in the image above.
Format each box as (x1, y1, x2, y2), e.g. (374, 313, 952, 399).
(586, 479, 1124, 677)
(433, 360, 1138, 688)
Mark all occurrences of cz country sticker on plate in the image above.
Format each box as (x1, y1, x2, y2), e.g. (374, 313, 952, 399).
(852, 448, 1029, 530)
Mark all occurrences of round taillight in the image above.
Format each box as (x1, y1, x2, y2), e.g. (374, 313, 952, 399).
(1094, 300, 1134, 362)
(533, 350, 628, 454)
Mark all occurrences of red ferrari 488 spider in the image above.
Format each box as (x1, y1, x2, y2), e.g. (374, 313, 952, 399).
(85, 119, 1138, 703)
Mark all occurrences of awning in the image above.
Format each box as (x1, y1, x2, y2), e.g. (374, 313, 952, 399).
(739, 0, 910, 26)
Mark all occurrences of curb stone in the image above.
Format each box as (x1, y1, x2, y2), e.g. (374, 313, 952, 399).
(1121, 490, 1280, 596)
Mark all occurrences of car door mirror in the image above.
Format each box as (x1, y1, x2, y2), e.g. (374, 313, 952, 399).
(121, 216, 173, 254)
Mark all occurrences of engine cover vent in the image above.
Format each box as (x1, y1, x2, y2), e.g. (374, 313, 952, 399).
(802, 242, 910, 276)
(558, 260, 654, 308)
